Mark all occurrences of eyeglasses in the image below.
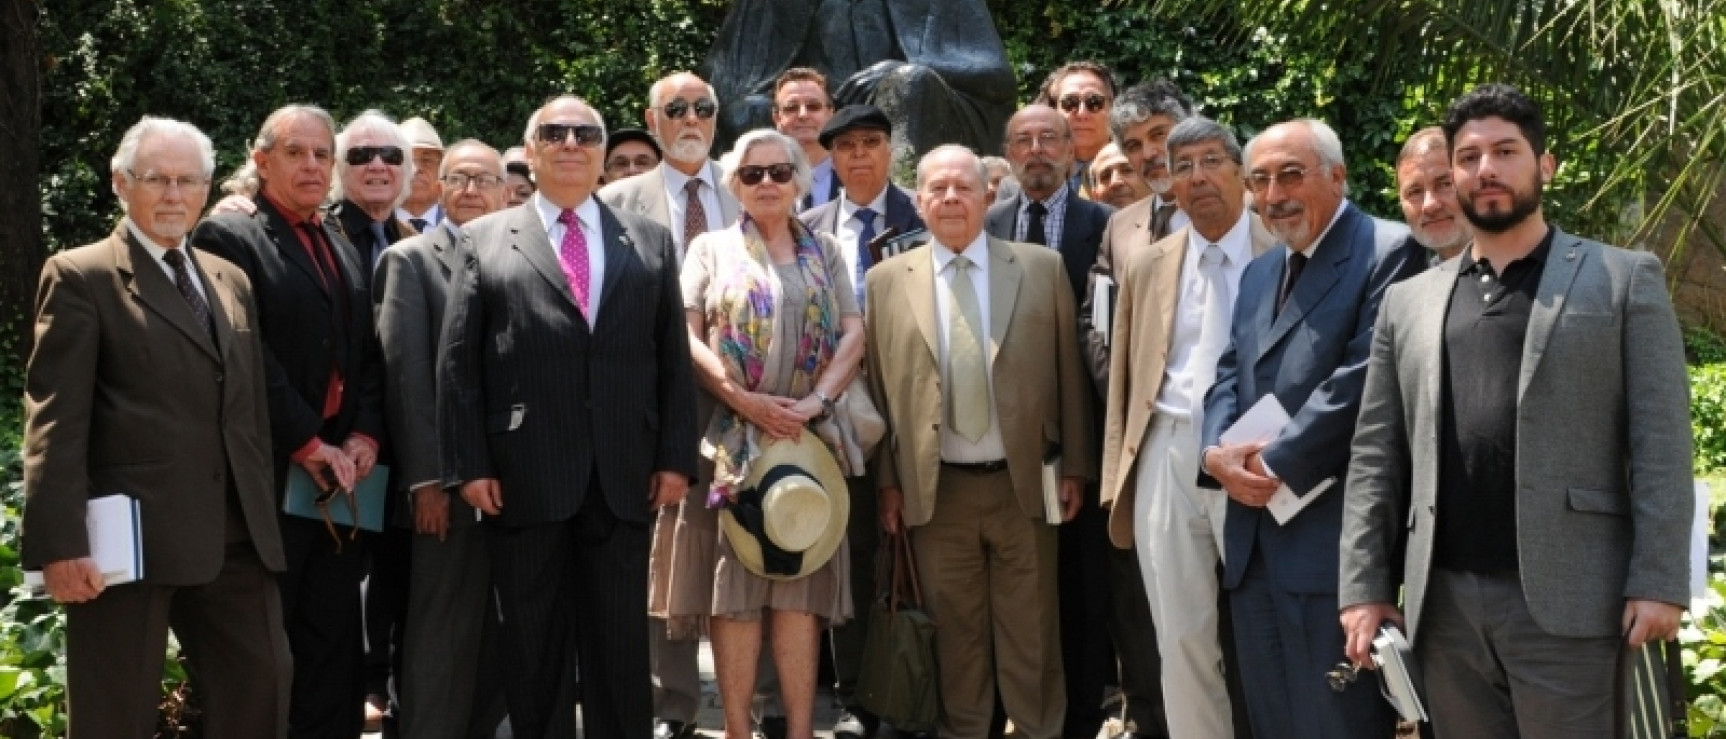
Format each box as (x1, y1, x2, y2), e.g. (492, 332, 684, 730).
(127, 170, 210, 192)
(833, 133, 887, 154)
(661, 98, 718, 120)
(737, 163, 796, 186)
(1171, 153, 1234, 180)
(776, 100, 830, 116)
(312, 484, 360, 552)
(535, 123, 605, 147)
(607, 154, 659, 172)
(345, 145, 405, 166)
(441, 173, 503, 190)
(1247, 164, 1309, 192)
(1008, 132, 1067, 152)
(1058, 93, 1108, 114)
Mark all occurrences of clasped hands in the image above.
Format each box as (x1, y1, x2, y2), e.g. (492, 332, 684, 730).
(1204, 441, 1280, 507)
(736, 391, 823, 441)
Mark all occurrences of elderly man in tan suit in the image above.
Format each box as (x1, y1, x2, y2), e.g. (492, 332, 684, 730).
(1099, 117, 1274, 739)
(866, 144, 1094, 739)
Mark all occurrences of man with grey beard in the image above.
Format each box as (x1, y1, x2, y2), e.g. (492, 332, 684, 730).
(597, 71, 744, 739)
(1396, 126, 1471, 264)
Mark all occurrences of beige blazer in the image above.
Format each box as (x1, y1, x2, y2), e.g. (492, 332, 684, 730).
(1098, 217, 1275, 548)
(864, 236, 1095, 527)
(597, 161, 741, 239)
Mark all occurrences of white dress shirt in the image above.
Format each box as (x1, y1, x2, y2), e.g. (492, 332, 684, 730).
(837, 188, 889, 272)
(533, 191, 607, 324)
(398, 203, 443, 228)
(127, 219, 207, 303)
(1155, 209, 1254, 418)
(661, 161, 725, 253)
(930, 233, 1007, 462)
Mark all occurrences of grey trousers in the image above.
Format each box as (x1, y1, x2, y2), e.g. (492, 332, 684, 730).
(400, 523, 506, 739)
(1418, 569, 1622, 739)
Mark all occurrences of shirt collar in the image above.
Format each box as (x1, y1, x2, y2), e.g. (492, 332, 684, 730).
(1021, 182, 1071, 213)
(124, 219, 186, 262)
(1189, 209, 1254, 267)
(533, 191, 600, 235)
(1290, 199, 1352, 258)
(261, 191, 320, 227)
(1459, 225, 1555, 275)
(840, 186, 890, 220)
(398, 203, 440, 223)
(661, 160, 715, 194)
(930, 231, 990, 274)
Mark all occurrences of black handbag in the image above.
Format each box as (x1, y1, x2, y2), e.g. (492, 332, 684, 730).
(1622, 638, 1689, 738)
(855, 531, 942, 732)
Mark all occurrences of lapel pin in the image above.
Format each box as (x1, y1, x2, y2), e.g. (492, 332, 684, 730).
(1566, 251, 1577, 261)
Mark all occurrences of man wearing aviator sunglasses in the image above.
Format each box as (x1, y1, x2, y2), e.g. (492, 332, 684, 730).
(601, 72, 740, 269)
(1036, 61, 1118, 198)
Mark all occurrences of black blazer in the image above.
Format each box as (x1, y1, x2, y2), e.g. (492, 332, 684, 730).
(985, 192, 1113, 302)
(439, 202, 698, 526)
(329, 199, 417, 284)
(192, 194, 386, 476)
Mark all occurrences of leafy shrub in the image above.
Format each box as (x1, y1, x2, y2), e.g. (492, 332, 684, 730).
(1695, 363, 1726, 474)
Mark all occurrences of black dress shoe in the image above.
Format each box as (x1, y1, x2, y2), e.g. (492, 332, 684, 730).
(755, 715, 787, 739)
(654, 719, 698, 739)
(832, 707, 880, 739)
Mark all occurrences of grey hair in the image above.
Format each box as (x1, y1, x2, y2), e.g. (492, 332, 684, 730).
(440, 139, 504, 178)
(252, 104, 337, 155)
(648, 73, 719, 110)
(331, 109, 416, 208)
(220, 161, 259, 197)
(1243, 118, 1350, 195)
(1165, 116, 1243, 165)
(720, 128, 811, 203)
(915, 144, 988, 190)
(110, 116, 217, 210)
(1109, 81, 1193, 145)
(111, 115, 216, 179)
(980, 156, 1011, 178)
(523, 95, 608, 149)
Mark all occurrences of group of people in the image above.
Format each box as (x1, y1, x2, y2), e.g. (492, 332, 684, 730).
(18, 52, 1692, 739)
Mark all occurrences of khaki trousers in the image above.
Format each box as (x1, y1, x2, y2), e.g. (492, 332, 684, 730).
(911, 466, 1064, 739)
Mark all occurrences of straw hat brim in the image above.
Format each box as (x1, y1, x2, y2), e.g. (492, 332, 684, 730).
(720, 429, 849, 581)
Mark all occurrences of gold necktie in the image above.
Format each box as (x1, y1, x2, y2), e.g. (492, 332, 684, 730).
(946, 254, 990, 442)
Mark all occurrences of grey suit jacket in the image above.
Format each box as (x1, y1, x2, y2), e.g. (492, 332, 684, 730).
(1339, 230, 1693, 639)
(374, 223, 482, 528)
(439, 202, 698, 526)
(597, 161, 740, 246)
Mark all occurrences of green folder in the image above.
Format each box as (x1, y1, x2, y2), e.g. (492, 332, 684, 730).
(281, 465, 391, 532)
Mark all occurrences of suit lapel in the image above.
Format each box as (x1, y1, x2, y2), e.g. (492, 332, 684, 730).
(510, 206, 580, 310)
(116, 232, 220, 360)
(1519, 230, 1586, 401)
(712, 162, 741, 224)
(904, 251, 940, 363)
(1417, 259, 1461, 416)
(197, 251, 240, 362)
(986, 237, 1021, 366)
(1263, 206, 1356, 353)
(256, 198, 331, 306)
(431, 225, 461, 279)
(643, 169, 672, 226)
(1149, 229, 1185, 363)
(886, 187, 916, 232)
(595, 204, 636, 323)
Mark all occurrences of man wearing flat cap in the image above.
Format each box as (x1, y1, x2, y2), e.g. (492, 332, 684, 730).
(794, 103, 925, 738)
(604, 128, 662, 185)
(399, 116, 445, 231)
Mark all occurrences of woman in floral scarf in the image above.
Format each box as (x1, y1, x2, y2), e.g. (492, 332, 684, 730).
(671, 129, 864, 739)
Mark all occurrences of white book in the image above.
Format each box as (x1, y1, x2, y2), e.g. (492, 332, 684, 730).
(23, 494, 143, 596)
(1042, 454, 1063, 525)
(1092, 275, 1115, 346)
(1218, 394, 1334, 525)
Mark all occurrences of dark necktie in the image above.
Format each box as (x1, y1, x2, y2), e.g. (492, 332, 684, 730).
(410, 217, 427, 233)
(683, 178, 709, 251)
(1278, 251, 1308, 315)
(162, 249, 214, 338)
(1025, 201, 1048, 246)
(1151, 201, 1178, 241)
(854, 206, 877, 310)
(368, 222, 389, 270)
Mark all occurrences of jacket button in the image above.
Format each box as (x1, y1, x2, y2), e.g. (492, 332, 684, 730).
(214, 373, 224, 383)
(1127, 446, 1136, 455)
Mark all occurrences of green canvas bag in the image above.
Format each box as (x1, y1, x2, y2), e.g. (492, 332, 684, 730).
(855, 531, 941, 732)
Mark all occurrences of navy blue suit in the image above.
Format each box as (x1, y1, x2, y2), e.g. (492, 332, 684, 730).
(1199, 202, 1422, 738)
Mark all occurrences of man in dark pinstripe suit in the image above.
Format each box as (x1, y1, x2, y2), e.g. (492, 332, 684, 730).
(439, 95, 699, 739)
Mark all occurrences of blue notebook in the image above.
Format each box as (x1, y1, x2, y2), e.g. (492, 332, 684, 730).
(281, 465, 391, 533)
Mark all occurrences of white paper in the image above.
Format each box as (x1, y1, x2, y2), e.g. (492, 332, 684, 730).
(1043, 455, 1063, 525)
(1092, 275, 1115, 346)
(1219, 395, 1333, 525)
(24, 494, 143, 595)
(1693, 480, 1710, 601)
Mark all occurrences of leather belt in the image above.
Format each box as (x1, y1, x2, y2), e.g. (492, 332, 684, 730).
(941, 459, 1009, 473)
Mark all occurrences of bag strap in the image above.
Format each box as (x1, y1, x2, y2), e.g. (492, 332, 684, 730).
(1662, 639, 1687, 738)
(897, 530, 925, 610)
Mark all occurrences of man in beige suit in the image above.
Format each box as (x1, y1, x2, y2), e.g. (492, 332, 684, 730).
(1099, 117, 1274, 739)
(23, 116, 289, 737)
(866, 145, 1094, 739)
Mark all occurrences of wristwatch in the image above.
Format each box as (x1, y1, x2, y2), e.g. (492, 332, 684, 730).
(815, 391, 837, 420)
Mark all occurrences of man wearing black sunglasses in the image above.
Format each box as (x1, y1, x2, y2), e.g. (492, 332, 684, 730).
(600, 72, 740, 269)
(1036, 61, 1118, 199)
(441, 94, 697, 739)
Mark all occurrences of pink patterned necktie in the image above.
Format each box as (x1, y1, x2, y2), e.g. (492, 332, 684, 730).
(557, 209, 591, 317)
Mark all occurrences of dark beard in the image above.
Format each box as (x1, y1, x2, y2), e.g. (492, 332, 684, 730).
(1459, 177, 1542, 233)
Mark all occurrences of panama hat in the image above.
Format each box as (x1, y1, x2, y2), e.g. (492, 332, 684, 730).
(720, 429, 849, 581)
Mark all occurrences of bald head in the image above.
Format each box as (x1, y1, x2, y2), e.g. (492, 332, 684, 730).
(1004, 104, 1074, 201)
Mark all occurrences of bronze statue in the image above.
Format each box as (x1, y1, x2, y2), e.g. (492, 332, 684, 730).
(701, 0, 1018, 159)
